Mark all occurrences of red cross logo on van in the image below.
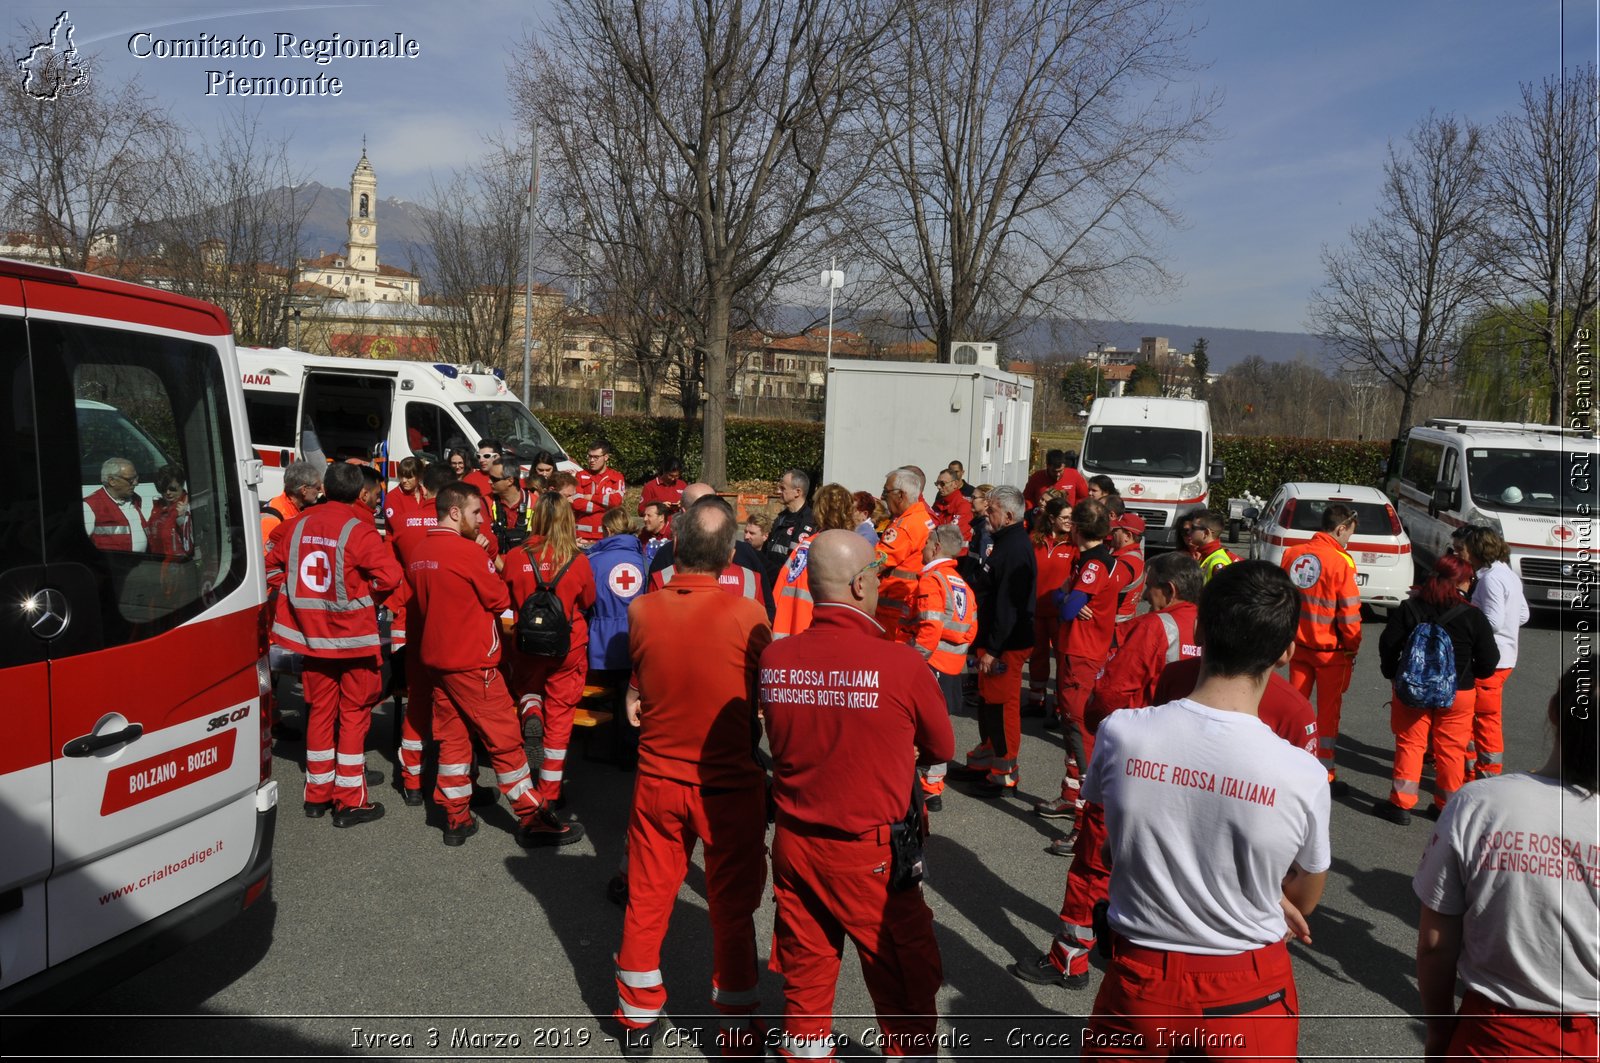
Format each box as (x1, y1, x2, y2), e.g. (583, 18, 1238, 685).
(1129, 483, 1145, 496)
(1553, 525, 1575, 543)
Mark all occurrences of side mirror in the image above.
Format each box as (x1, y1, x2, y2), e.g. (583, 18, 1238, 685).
(1206, 461, 1225, 485)
(1431, 484, 1458, 511)
(1243, 506, 1260, 522)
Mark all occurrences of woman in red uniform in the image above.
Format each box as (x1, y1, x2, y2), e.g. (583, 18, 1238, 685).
(1413, 655, 1597, 1061)
(503, 493, 596, 808)
(1027, 498, 1076, 718)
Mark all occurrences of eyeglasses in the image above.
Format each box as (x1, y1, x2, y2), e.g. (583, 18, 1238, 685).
(112, 473, 139, 484)
(587, 452, 606, 460)
(478, 452, 498, 460)
(492, 475, 514, 485)
(854, 556, 884, 582)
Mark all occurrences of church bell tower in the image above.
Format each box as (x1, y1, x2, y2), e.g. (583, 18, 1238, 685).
(348, 146, 378, 272)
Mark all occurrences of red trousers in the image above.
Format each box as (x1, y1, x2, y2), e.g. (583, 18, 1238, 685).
(977, 648, 1030, 784)
(1051, 802, 1110, 977)
(1057, 654, 1099, 802)
(614, 774, 767, 1030)
(430, 667, 544, 829)
(1389, 688, 1475, 811)
(302, 657, 381, 810)
(398, 664, 435, 793)
(1470, 668, 1511, 780)
(770, 824, 942, 1059)
(1084, 939, 1300, 1060)
(1445, 990, 1598, 1060)
(1289, 649, 1352, 781)
(508, 642, 588, 802)
(1028, 613, 1061, 704)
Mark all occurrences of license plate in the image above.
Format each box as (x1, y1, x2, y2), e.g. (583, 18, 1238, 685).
(1354, 573, 1368, 586)
(1547, 588, 1580, 602)
(1360, 552, 1380, 564)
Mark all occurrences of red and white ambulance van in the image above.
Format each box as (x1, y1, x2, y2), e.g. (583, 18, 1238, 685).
(0, 260, 276, 1009)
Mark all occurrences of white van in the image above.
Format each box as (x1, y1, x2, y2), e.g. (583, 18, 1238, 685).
(0, 259, 275, 1009)
(1392, 418, 1597, 609)
(1077, 396, 1224, 549)
(237, 348, 572, 498)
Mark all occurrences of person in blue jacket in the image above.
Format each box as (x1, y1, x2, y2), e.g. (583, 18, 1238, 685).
(588, 507, 646, 770)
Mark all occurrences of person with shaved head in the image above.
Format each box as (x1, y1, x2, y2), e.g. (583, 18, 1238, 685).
(759, 530, 953, 1060)
(644, 484, 773, 614)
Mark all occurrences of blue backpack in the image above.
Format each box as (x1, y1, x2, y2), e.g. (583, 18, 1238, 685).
(1394, 604, 1467, 709)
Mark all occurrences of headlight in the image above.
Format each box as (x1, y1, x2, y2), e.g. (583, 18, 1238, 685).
(1183, 479, 1203, 498)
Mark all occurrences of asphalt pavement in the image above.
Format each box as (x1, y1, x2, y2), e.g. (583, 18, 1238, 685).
(10, 602, 1588, 1062)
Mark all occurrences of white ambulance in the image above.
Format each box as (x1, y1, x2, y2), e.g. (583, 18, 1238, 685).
(1392, 418, 1597, 609)
(236, 348, 572, 498)
(1077, 396, 1225, 549)
(0, 259, 276, 1009)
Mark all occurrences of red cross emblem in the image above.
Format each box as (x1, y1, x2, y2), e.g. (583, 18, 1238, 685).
(1129, 483, 1146, 496)
(1553, 525, 1575, 543)
(609, 562, 643, 598)
(299, 551, 333, 593)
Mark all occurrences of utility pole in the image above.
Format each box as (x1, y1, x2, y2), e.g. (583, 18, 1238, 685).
(520, 127, 539, 407)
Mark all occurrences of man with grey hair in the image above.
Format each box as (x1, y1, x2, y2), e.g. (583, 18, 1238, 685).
(874, 464, 935, 640)
(762, 468, 816, 588)
(759, 529, 951, 1059)
(262, 459, 324, 549)
(84, 456, 148, 552)
(961, 484, 1036, 797)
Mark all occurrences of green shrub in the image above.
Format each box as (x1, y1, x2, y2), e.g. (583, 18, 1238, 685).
(537, 413, 825, 484)
(1213, 436, 1389, 502)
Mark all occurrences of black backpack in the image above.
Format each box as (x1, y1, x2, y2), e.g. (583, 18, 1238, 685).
(515, 553, 576, 658)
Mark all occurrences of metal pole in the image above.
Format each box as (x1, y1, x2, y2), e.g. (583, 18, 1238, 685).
(825, 256, 837, 368)
(521, 128, 539, 407)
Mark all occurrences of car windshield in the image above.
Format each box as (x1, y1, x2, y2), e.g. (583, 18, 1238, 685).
(1081, 425, 1203, 478)
(1285, 498, 1395, 536)
(456, 401, 563, 460)
(1467, 447, 1595, 516)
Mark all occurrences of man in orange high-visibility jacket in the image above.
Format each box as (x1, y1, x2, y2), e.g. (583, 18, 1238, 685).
(874, 465, 936, 641)
(909, 524, 976, 809)
(1280, 503, 1361, 794)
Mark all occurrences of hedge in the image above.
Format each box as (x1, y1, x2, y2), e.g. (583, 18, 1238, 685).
(538, 413, 825, 484)
(535, 413, 1389, 501)
(1213, 436, 1389, 503)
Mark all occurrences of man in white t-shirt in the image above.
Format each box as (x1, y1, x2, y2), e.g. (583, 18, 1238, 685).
(1081, 560, 1331, 1060)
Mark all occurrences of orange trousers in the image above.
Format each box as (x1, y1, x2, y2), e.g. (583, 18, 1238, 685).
(1387, 688, 1475, 811)
(1289, 649, 1352, 781)
(1470, 668, 1511, 780)
(976, 649, 1030, 785)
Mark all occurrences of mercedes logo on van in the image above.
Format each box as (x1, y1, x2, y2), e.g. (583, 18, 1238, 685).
(23, 588, 70, 639)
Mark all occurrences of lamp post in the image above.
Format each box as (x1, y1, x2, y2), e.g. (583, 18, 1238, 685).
(521, 127, 539, 407)
(820, 259, 844, 413)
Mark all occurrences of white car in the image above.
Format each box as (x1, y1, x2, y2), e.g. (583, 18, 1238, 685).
(1249, 482, 1412, 614)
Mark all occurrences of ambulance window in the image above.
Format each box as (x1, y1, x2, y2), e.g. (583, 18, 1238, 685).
(404, 401, 450, 463)
(0, 317, 47, 669)
(244, 390, 297, 448)
(1401, 438, 1443, 493)
(30, 319, 246, 644)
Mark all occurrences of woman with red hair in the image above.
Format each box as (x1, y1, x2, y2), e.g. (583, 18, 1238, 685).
(1373, 555, 1499, 825)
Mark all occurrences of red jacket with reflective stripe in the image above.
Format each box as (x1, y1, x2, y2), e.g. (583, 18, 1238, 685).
(502, 536, 597, 648)
(1088, 601, 1199, 730)
(265, 501, 402, 660)
(1281, 531, 1362, 654)
(1033, 537, 1078, 617)
(931, 491, 973, 544)
(84, 487, 145, 552)
(573, 467, 626, 540)
(909, 559, 977, 674)
(1114, 543, 1146, 626)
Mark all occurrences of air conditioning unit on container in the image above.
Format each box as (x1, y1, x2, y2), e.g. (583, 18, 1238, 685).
(946, 341, 998, 367)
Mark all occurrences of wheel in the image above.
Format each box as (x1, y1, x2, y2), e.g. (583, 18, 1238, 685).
(1227, 517, 1241, 543)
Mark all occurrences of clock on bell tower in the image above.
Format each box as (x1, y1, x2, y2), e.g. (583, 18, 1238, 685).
(347, 145, 378, 273)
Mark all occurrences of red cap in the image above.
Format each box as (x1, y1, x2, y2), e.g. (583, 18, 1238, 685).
(1113, 512, 1146, 536)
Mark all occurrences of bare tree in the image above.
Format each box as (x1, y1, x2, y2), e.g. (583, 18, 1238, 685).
(1309, 113, 1490, 439)
(1480, 66, 1600, 424)
(537, 0, 896, 487)
(133, 110, 312, 346)
(845, 0, 1216, 359)
(0, 23, 172, 270)
(414, 140, 534, 369)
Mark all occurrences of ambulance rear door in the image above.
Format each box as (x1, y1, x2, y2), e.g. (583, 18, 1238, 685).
(20, 289, 260, 970)
(0, 284, 52, 991)
(297, 370, 395, 465)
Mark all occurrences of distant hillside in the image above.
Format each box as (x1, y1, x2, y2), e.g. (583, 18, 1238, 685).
(292, 181, 437, 274)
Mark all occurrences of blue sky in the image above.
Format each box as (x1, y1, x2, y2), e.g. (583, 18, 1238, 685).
(10, 1, 1595, 334)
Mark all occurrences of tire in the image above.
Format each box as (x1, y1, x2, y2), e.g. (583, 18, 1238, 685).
(1227, 517, 1240, 543)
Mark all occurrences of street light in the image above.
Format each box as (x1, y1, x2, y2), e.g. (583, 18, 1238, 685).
(820, 259, 844, 368)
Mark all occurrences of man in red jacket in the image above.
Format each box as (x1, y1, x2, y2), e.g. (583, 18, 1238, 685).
(462, 438, 501, 516)
(930, 467, 973, 545)
(266, 462, 402, 826)
(637, 455, 686, 522)
(760, 530, 953, 1061)
(406, 483, 579, 847)
(1016, 551, 1203, 986)
(612, 503, 773, 1058)
(573, 438, 627, 543)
